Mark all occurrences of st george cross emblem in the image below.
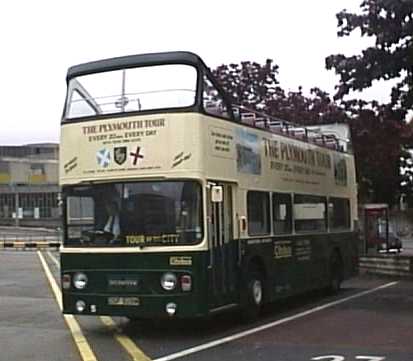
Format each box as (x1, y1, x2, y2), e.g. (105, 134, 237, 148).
(96, 148, 111, 168)
(130, 146, 144, 166)
(114, 147, 127, 165)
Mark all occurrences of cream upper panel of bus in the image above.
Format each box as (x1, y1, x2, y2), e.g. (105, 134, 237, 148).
(59, 113, 206, 185)
(61, 109, 357, 202)
(201, 114, 357, 199)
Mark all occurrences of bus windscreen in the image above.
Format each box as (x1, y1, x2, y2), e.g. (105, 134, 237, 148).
(63, 181, 203, 247)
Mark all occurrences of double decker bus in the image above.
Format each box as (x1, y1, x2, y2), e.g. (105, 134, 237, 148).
(60, 51, 358, 319)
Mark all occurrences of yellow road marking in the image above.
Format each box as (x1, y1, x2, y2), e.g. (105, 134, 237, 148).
(45, 250, 152, 361)
(100, 316, 152, 361)
(47, 250, 60, 267)
(37, 251, 98, 361)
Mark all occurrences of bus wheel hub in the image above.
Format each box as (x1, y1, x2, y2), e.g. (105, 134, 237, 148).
(252, 280, 262, 305)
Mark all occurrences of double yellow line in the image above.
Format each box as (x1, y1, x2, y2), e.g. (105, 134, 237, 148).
(37, 251, 97, 361)
(100, 316, 151, 361)
(37, 251, 151, 361)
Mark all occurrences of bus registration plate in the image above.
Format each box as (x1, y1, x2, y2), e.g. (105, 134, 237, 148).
(108, 297, 140, 306)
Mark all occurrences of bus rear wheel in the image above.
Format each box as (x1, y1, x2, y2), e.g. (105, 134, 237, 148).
(242, 270, 264, 321)
(327, 252, 343, 294)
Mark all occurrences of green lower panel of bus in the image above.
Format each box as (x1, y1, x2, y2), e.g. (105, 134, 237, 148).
(61, 251, 214, 319)
(60, 232, 358, 319)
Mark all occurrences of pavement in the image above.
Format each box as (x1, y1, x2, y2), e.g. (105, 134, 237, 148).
(401, 237, 413, 255)
(359, 237, 413, 279)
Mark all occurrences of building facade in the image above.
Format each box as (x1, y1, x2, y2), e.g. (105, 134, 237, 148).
(0, 143, 60, 228)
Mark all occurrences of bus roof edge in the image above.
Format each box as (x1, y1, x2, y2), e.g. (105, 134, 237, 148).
(66, 51, 205, 82)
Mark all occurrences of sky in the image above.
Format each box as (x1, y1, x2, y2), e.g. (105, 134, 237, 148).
(0, 0, 391, 145)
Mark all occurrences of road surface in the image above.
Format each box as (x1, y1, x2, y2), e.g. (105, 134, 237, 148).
(1, 250, 412, 361)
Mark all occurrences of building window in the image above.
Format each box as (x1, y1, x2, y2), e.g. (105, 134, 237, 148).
(247, 191, 270, 235)
(1, 192, 59, 220)
(0, 194, 15, 218)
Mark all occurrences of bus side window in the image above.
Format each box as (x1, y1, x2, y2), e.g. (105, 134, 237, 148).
(294, 194, 327, 233)
(328, 197, 350, 231)
(247, 191, 270, 236)
(272, 193, 292, 234)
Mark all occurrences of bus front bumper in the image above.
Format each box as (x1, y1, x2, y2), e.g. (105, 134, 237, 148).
(62, 293, 206, 319)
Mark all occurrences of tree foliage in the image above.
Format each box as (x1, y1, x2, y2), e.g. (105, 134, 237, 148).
(325, 0, 413, 110)
(342, 100, 408, 204)
(212, 63, 348, 125)
(212, 57, 411, 206)
(212, 60, 283, 110)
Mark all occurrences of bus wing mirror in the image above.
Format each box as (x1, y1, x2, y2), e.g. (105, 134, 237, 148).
(211, 186, 223, 203)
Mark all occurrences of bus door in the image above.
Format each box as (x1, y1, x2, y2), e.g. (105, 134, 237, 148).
(207, 182, 238, 309)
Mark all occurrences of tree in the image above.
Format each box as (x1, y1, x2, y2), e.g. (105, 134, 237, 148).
(326, 0, 413, 111)
(212, 60, 283, 110)
(266, 87, 349, 125)
(343, 100, 408, 204)
(325, 0, 413, 205)
(212, 58, 412, 205)
(212, 62, 348, 125)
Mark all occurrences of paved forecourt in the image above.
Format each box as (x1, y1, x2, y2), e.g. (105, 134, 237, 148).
(0, 251, 79, 361)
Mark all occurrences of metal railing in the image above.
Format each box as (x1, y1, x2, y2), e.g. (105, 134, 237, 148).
(232, 104, 350, 152)
(0, 229, 62, 251)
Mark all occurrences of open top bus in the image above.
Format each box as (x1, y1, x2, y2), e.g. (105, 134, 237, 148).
(60, 51, 358, 320)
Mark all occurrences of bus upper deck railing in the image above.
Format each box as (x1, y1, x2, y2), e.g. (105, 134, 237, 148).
(231, 104, 351, 153)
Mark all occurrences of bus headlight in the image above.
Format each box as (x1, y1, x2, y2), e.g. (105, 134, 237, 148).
(76, 300, 86, 313)
(160, 272, 177, 291)
(73, 272, 88, 290)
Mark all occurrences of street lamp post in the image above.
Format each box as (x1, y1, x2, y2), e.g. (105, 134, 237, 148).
(11, 184, 19, 227)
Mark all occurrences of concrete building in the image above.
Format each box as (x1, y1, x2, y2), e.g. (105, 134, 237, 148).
(0, 143, 60, 228)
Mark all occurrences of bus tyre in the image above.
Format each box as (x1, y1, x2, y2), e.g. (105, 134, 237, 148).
(242, 271, 263, 321)
(327, 253, 343, 294)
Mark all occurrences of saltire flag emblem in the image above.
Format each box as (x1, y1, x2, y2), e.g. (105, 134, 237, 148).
(97, 148, 111, 168)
